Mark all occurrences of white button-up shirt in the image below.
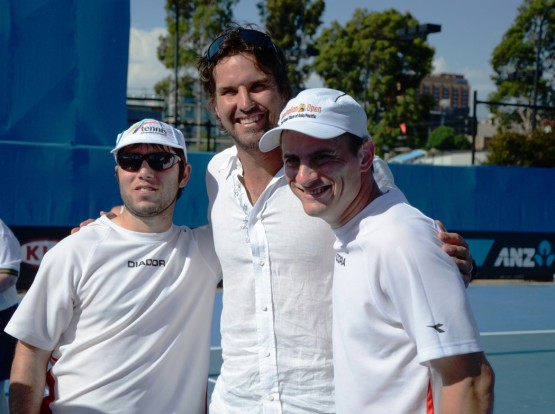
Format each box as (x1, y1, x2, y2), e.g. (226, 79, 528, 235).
(207, 147, 400, 414)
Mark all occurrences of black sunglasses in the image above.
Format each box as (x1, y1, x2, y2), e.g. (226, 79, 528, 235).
(205, 29, 278, 61)
(117, 152, 181, 172)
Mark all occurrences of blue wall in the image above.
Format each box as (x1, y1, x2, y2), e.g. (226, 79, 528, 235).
(2, 144, 554, 281)
(389, 164, 555, 233)
(4, 149, 554, 233)
(0, 0, 129, 146)
(2, 143, 213, 229)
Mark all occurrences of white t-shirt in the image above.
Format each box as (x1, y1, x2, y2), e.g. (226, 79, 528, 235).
(206, 147, 401, 414)
(0, 218, 22, 311)
(332, 190, 482, 413)
(6, 216, 221, 414)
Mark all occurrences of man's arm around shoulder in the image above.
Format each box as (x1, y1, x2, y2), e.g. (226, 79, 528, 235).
(9, 340, 52, 414)
(431, 351, 495, 414)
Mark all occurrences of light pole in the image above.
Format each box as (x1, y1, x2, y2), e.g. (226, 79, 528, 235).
(173, 0, 179, 127)
(532, 3, 555, 130)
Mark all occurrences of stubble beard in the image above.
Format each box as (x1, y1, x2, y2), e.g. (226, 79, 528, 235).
(227, 115, 275, 154)
(121, 188, 179, 219)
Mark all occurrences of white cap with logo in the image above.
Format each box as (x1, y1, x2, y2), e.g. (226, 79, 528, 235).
(259, 88, 369, 152)
(111, 119, 187, 158)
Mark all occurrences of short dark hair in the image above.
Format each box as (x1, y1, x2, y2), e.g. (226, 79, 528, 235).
(197, 24, 291, 110)
(341, 132, 367, 156)
(119, 144, 187, 199)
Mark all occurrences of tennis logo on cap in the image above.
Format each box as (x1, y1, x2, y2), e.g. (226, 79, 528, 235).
(280, 102, 322, 124)
(129, 119, 168, 136)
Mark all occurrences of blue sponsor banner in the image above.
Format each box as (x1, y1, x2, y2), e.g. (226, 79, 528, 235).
(463, 232, 555, 280)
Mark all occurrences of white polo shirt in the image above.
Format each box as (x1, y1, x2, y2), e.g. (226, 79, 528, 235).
(332, 190, 483, 413)
(6, 216, 221, 413)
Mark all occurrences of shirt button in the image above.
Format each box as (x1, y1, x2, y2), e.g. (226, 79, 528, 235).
(265, 352, 271, 357)
(268, 395, 274, 401)
(258, 259, 265, 266)
(262, 305, 268, 311)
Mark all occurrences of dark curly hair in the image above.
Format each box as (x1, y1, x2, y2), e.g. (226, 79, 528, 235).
(197, 23, 292, 111)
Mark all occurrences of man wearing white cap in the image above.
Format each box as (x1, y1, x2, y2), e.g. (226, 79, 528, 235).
(259, 89, 495, 413)
(6, 119, 221, 413)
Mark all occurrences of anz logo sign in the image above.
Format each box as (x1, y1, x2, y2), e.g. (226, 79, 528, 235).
(494, 240, 555, 269)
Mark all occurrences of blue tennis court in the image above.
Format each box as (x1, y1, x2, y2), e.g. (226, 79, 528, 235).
(4, 282, 554, 413)
(209, 282, 555, 413)
(467, 282, 555, 414)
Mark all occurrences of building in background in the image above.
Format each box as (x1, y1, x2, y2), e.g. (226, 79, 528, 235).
(420, 73, 472, 135)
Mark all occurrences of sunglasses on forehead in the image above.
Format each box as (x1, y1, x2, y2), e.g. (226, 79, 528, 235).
(117, 152, 181, 172)
(205, 29, 279, 61)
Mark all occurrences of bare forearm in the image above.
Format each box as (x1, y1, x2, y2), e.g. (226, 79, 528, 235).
(433, 352, 495, 414)
(9, 341, 51, 414)
(441, 378, 494, 413)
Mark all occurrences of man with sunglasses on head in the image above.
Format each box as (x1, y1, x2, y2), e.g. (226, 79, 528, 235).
(5, 120, 221, 414)
(197, 25, 475, 413)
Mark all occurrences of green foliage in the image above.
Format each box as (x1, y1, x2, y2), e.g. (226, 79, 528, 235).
(156, 0, 238, 98)
(257, 0, 325, 95)
(484, 128, 555, 167)
(312, 8, 435, 155)
(489, 0, 555, 130)
(426, 126, 472, 151)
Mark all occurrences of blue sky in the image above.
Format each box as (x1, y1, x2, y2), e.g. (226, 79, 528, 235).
(129, 0, 525, 119)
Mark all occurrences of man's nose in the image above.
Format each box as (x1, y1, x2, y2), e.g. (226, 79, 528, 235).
(237, 88, 254, 110)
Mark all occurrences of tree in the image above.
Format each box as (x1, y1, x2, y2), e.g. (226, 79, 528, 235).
(156, 0, 238, 100)
(489, 0, 555, 131)
(484, 128, 555, 167)
(312, 9, 436, 155)
(257, 0, 325, 95)
(426, 125, 472, 151)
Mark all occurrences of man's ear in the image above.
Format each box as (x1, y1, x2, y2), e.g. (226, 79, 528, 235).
(359, 140, 375, 172)
(179, 163, 192, 189)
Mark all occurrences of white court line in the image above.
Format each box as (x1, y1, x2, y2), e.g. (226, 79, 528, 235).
(481, 329, 555, 336)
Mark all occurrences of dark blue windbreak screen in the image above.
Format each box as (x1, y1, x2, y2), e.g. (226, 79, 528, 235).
(389, 164, 555, 233)
(1, 143, 213, 229)
(0, 0, 129, 146)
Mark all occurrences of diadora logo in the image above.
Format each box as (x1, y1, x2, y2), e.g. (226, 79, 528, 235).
(128, 259, 166, 268)
(335, 253, 346, 267)
(494, 240, 555, 268)
(21, 239, 59, 267)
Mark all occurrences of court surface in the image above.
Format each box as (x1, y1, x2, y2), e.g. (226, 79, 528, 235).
(467, 282, 555, 413)
(209, 282, 555, 413)
(4, 282, 554, 413)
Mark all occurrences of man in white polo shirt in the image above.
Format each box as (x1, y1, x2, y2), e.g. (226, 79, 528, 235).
(259, 88, 495, 413)
(6, 120, 221, 413)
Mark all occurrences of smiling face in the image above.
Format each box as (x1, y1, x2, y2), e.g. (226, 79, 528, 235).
(115, 144, 190, 224)
(213, 53, 286, 152)
(281, 131, 376, 228)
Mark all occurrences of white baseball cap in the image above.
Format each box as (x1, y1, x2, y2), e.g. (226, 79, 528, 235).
(259, 88, 369, 152)
(111, 119, 187, 158)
